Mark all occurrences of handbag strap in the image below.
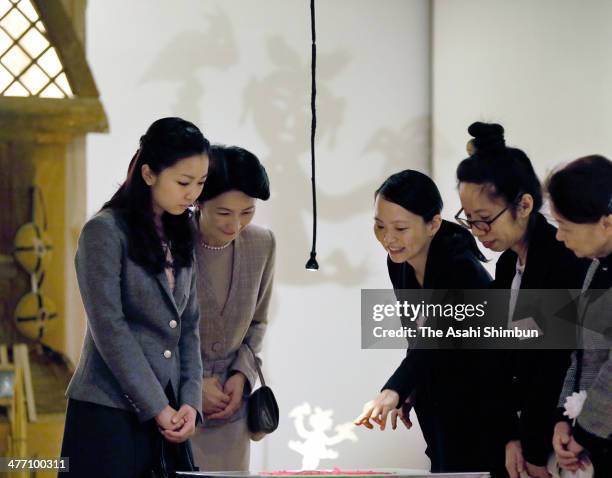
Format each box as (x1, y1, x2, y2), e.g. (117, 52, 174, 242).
(245, 343, 266, 387)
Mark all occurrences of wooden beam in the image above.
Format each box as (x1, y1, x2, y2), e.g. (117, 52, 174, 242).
(13, 344, 37, 422)
(0, 97, 108, 139)
(0, 345, 8, 365)
(32, 0, 99, 98)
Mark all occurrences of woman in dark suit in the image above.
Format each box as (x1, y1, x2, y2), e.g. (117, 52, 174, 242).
(355, 170, 505, 474)
(60, 118, 210, 477)
(455, 122, 587, 478)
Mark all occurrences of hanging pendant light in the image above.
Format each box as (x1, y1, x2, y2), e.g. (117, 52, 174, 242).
(305, 0, 319, 271)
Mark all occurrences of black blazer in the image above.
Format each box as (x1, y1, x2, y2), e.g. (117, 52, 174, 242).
(383, 221, 492, 403)
(492, 213, 588, 466)
(382, 221, 504, 473)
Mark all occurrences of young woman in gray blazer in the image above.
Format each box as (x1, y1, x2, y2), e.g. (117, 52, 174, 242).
(60, 118, 210, 478)
(190, 145, 275, 471)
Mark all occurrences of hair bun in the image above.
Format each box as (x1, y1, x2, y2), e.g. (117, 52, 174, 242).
(467, 122, 505, 154)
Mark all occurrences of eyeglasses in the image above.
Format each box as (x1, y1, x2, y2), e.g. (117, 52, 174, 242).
(454, 206, 509, 233)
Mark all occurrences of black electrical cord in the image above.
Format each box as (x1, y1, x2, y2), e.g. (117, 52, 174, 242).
(305, 0, 319, 271)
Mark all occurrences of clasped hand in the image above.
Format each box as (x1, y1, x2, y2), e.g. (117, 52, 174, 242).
(552, 421, 590, 473)
(155, 403, 197, 443)
(505, 440, 555, 478)
(202, 373, 246, 420)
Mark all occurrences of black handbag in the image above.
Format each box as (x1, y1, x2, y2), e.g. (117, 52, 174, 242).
(246, 345, 279, 436)
(152, 437, 197, 478)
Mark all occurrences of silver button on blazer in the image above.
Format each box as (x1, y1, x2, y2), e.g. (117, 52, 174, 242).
(66, 209, 203, 422)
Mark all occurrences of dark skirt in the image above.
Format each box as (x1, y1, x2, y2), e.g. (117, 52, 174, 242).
(590, 439, 612, 478)
(413, 350, 509, 477)
(59, 385, 196, 478)
(415, 400, 507, 477)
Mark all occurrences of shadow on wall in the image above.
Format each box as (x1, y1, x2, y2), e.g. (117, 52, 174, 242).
(242, 35, 430, 286)
(139, 7, 238, 124)
(139, 7, 429, 288)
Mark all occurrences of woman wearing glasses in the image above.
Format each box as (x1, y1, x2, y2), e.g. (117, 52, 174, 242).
(355, 170, 507, 474)
(455, 122, 587, 478)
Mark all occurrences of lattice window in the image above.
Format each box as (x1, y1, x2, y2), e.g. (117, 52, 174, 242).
(0, 0, 73, 98)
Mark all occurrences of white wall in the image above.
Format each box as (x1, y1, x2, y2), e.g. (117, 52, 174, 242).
(82, 0, 612, 470)
(432, 0, 612, 247)
(86, 0, 431, 471)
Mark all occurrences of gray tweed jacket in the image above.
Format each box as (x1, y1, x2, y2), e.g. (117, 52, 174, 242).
(558, 257, 612, 442)
(66, 209, 203, 422)
(197, 224, 275, 426)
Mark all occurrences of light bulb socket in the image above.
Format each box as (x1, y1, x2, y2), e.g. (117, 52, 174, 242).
(305, 252, 319, 271)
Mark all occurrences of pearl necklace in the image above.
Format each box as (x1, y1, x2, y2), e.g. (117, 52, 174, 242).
(201, 240, 232, 251)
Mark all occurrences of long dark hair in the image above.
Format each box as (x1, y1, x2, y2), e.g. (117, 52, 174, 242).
(103, 117, 210, 273)
(547, 155, 612, 223)
(198, 145, 270, 203)
(457, 122, 542, 232)
(376, 169, 486, 261)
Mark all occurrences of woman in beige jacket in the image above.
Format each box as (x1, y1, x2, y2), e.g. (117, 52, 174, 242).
(191, 144, 275, 471)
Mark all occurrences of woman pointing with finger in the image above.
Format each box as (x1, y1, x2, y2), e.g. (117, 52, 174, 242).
(355, 170, 503, 474)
